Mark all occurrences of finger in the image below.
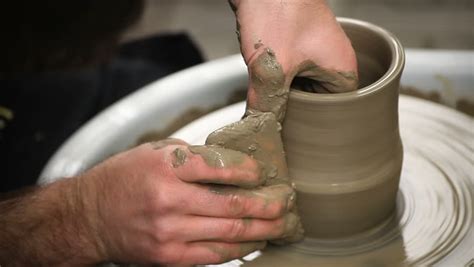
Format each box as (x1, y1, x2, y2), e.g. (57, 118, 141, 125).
(169, 145, 273, 188)
(246, 46, 288, 122)
(172, 213, 301, 243)
(182, 183, 295, 219)
(182, 241, 266, 265)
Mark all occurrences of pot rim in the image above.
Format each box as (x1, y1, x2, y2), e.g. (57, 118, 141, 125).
(289, 17, 405, 103)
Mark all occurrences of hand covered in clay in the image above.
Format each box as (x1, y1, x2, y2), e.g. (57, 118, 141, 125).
(78, 138, 299, 265)
(230, 0, 358, 121)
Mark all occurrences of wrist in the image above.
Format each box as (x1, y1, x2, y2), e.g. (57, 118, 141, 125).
(67, 172, 109, 263)
(42, 177, 107, 265)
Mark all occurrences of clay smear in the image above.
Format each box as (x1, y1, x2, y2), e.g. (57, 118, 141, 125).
(292, 60, 358, 93)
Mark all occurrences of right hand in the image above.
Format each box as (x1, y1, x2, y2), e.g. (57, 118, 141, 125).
(230, 0, 358, 121)
(78, 139, 298, 266)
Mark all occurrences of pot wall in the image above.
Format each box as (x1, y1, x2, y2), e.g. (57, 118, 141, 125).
(282, 18, 405, 238)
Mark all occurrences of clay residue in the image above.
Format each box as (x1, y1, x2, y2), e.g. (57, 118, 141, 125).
(172, 148, 187, 167)
(254, 40, 263, 50)
(137, 108, 214, 144)
(400, 85, 474, 116)
(400, 85, 441, 103)
(247, 48, 288, 122)
(205, 111, 303, 243)
(292, 60, 359, 93)
(188, 145, 246, 168)
(208, 183, 295, 207)
(136, 89, 247, 145)
(279, 212, 304, 243)
(206, 112, 288, 185)
(456, 99, 474, 116)
(247, 49, 359, 122)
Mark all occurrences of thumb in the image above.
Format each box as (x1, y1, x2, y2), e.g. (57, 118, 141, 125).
(245, 46, 290, 122)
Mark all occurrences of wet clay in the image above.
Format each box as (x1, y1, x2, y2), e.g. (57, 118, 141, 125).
(208, 183, 297, 218)
(206, 112, 287, 185)
(246, 49, 358, 123)
(188, 145, 246, 168)
(400, 85, 474, 116)
(277, 18, 406, 239)
(136, 89, 248, 145)
(209, 95, 473, 266)
(172, 148, 187, 168)
(283, 67, 404, 238)
(205, 111, 304, 243)
(246, 48, 288, 122)
(292, 60, 358, 94)
(196, 28, 359, 245)
(456, 99, 474, 116)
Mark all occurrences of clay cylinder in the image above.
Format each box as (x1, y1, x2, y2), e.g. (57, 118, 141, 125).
(282, 18, 405, 238)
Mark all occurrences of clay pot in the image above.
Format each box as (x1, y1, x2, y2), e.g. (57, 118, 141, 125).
(282, 18, 405, 238)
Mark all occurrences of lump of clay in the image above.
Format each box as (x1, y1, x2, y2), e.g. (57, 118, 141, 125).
(206, 111, 304, 243)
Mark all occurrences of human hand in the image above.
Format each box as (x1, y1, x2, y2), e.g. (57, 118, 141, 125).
(79, 139, 298, 266)
(230, 0, 358, 121)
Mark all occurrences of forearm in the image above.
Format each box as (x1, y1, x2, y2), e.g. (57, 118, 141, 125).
(0, 177, 104, 266)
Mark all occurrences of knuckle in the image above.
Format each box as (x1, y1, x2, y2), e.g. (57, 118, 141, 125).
(250, 51, 285, 85)
(152, 221, 174, 243)
(154, 187, 175, 214)
(216, 168, 237, 183)
(222, 169, 235, 180)
(225, 194, 246, 217)
(228, 219, 247, 240)
(267, 201, 287, 219)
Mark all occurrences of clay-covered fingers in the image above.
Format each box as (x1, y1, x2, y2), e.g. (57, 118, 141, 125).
(183, 183, 295, 219)
(171, 213, 301, 243)
(246, 47, 288, 122)
(169, 145, 272, 188)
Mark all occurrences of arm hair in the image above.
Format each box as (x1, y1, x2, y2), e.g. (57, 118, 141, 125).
(0, 178, 104, 266)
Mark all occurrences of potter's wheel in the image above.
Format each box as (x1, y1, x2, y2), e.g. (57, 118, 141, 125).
(172, 96, 474, 267)
(38, 51, 473, 266)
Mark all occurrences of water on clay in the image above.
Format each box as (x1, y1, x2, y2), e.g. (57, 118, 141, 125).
(209, 96, 473, 267)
